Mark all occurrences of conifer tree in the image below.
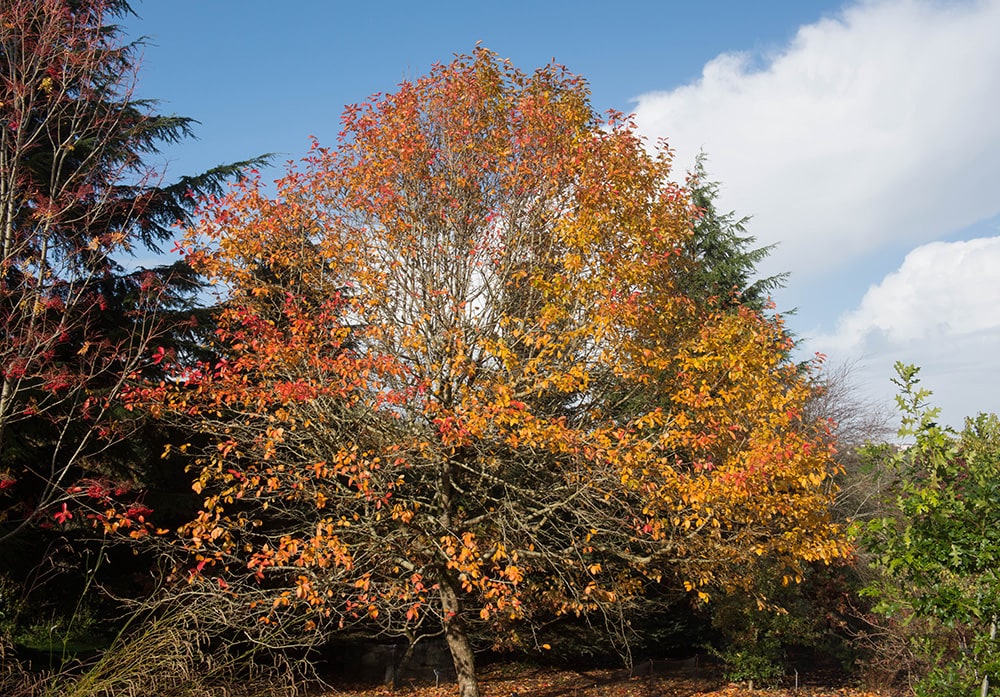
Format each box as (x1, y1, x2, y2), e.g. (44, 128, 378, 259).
(0, 0, 265, 546)
(684, 153, 787, 311)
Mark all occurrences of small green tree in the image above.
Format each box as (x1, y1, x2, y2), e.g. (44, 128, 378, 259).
(855, 363, 1000, 696)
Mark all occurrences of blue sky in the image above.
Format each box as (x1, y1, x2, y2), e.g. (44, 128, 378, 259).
(124, 0, 1000, 427)
(124, 2, 839, 178)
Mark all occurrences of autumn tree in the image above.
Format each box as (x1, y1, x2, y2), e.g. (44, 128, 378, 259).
(0, 0, 263, 542)
(148, 49, 848, 697)
(695, 359, 893, 686)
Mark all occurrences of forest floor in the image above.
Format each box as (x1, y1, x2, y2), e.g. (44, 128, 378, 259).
(319, 661, 901, 697)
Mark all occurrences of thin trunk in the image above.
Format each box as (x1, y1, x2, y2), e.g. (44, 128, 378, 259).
(982, 616, 997, 697)
(0, 135, 19, 449)
(439, 578, 480, 697)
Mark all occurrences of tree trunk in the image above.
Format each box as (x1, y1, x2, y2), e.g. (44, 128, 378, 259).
(982, 616, 997, 697)
(439, 578, 480, 697)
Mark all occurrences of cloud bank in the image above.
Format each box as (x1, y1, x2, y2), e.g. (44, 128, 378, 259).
(631, 0, 1000, 424)
(817, 236, 1000, 354)
(632, 0, 1000, 280)
(810, 236, 1000, 425)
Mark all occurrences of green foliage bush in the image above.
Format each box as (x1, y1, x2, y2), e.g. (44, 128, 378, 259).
(853, 363, 1000, 693)
(712, 644, 784, 687)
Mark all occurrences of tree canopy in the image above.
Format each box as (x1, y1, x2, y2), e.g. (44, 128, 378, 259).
(139, 48, 848, 697)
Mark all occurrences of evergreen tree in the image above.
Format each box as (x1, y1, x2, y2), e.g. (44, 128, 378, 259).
(684, 153, 787, 311)
(0, 0, 265, 547)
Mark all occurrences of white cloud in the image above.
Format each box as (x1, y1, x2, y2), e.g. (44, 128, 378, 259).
(809, 236, 1000, 425)
(630, 0, 1000, 424)
(632, 0, 1000, 281)
(815, 236, 1000, 352)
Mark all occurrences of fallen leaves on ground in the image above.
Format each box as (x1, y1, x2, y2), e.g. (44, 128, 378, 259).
(692, 688, 892, 697)
(321, 663, 898, 697)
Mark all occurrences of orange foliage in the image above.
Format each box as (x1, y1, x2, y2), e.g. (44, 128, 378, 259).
(139, 48, 848, 692)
